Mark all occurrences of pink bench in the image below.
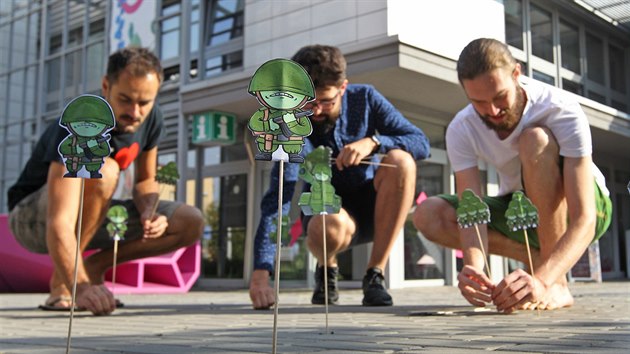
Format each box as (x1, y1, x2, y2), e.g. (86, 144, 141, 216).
(0, 214, 200, 294)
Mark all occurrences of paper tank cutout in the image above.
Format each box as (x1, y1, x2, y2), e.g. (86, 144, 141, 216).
(456, 189, 491, 228)
(505, 191, 539, 231)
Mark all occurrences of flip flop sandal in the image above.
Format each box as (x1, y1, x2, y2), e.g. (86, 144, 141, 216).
(38, 296, 85, 311)
(38, 296, 124, 311)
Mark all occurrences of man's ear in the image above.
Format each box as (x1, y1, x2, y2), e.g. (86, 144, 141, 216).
(101, 76, 109, 96)
(512, 63, 522, 79)
(339, 79, 349, 96)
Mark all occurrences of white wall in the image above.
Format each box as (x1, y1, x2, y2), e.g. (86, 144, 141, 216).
(243, 0, 389, 70)
(387, 0, 505, 60)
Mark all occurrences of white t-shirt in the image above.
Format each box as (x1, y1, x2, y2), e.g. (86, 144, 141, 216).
(446, 77, 608, 196)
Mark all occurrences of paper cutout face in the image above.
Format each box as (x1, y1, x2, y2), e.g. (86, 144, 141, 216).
(156, 161, 180, 185)
(57, 94, 115, 178)
(106, 205, 128, 241)
(456, 189, 491, 228)
(505, 191, 539, 231)
(247, 58, 314, 163)
(298, 146, 341, 215)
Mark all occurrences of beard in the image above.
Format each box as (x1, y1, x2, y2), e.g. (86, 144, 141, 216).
(311, 116, 336, 136)
(478, 85, 526, 133)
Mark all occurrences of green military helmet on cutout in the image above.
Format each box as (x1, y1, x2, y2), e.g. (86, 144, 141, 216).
(60, 94, 115, 128)
(248, 58, 315, 100)
(107, 205, 129, 224)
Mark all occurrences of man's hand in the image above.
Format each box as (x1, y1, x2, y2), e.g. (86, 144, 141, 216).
(249, 269, 275, 310)
(75, 283, 116, 315)
(335, 137, 376, 170)
(457, 265, 494, 307)
(141, 213, 168, 239)
(492, 268, 547, 313)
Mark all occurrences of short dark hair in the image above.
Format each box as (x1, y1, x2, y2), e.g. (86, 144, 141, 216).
(291, 44, 346, 88)
(456, 38, 517, 83)
(106, 47, 163, 84)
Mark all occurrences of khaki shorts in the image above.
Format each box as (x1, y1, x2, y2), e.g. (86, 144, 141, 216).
(9, 185, 183, 254)
(438, 180, 612, 248)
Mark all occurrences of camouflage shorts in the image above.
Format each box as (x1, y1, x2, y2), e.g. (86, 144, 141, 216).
(9, 185, 183, 254)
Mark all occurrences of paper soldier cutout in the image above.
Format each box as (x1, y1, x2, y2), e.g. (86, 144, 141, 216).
(106, 205, 129, 241)
(297, 146, 341, 333)
(505, 191, 538, 300)
(298, 146, 342, 216)
(457, 189, 492, 280)
(248, 58, 314, 163)
(456, 189, 491, 228)
(57, 94, 115, 178)
(505, 191, 539, 231)
(270, 215, 291, 246)
(106, 205, 128, 299)
(58, 94, 115, 353)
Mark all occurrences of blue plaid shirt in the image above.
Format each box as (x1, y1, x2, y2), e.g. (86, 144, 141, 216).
(254, 84, 430, 273)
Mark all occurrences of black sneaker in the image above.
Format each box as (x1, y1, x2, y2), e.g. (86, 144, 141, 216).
(362, 267, 393, 306)
(311, 265, 339, 305)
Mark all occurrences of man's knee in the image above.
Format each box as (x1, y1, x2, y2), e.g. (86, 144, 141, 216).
(306, 214, 351, 248)
(413, 197, 450, 243)
(172, 204, 204, 246)
(376, 149, 416, 189)
(518, 127, 559, 161)
(84, 158, 120, 199)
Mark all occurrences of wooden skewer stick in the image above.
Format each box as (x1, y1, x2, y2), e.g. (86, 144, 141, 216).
(473, 225, 492, 280)
(66, 179, 85, 354)
(321, 213, 329, 333)
(271, 160, 284, 354)
(523, 229, 540, 315)
(330, 158, 397, 168)
(111, 238, 119, 295)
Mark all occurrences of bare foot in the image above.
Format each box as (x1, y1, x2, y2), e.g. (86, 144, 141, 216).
(47, 275, 72, 308)
(537, 283, 574, 310)
(518, 283, 574, 311)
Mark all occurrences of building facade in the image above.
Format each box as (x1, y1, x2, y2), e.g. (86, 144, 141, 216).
(1, 0, 629, 288)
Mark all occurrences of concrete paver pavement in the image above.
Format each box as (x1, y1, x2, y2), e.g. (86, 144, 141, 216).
(1, 281, 628, 353)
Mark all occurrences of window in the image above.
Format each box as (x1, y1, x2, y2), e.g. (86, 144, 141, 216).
(206, 0, 244, 46)
(559, 20, 580, 74)
(160, 1, 181, 61)
(191, 0, 201, 53)
(530, 4, 553, 63)
(205, 51, 242, 78)
(586, 33, 605, 85)
(505, 0, 523, 50)
(504, 1, 630, 113)
(609, 44, 626, 94)
(533, 70, 555, 86)
(562, 78, 583, 95)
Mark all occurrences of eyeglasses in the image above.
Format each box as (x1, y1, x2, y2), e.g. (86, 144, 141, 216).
(304, 90, 341, 110)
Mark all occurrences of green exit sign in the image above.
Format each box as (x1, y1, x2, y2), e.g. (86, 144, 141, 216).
(192, 111, 236, 145)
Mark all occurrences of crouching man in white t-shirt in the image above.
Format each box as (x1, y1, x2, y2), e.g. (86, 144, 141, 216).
(413, 38, 612, 313)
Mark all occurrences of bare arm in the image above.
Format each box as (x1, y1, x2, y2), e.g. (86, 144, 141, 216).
(454, 167, 491, 271)
(46, 161, 115, 314)
(132, 147, 166, 238)
(454, 167, 494, 306)
(46, 162, 91, 292)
